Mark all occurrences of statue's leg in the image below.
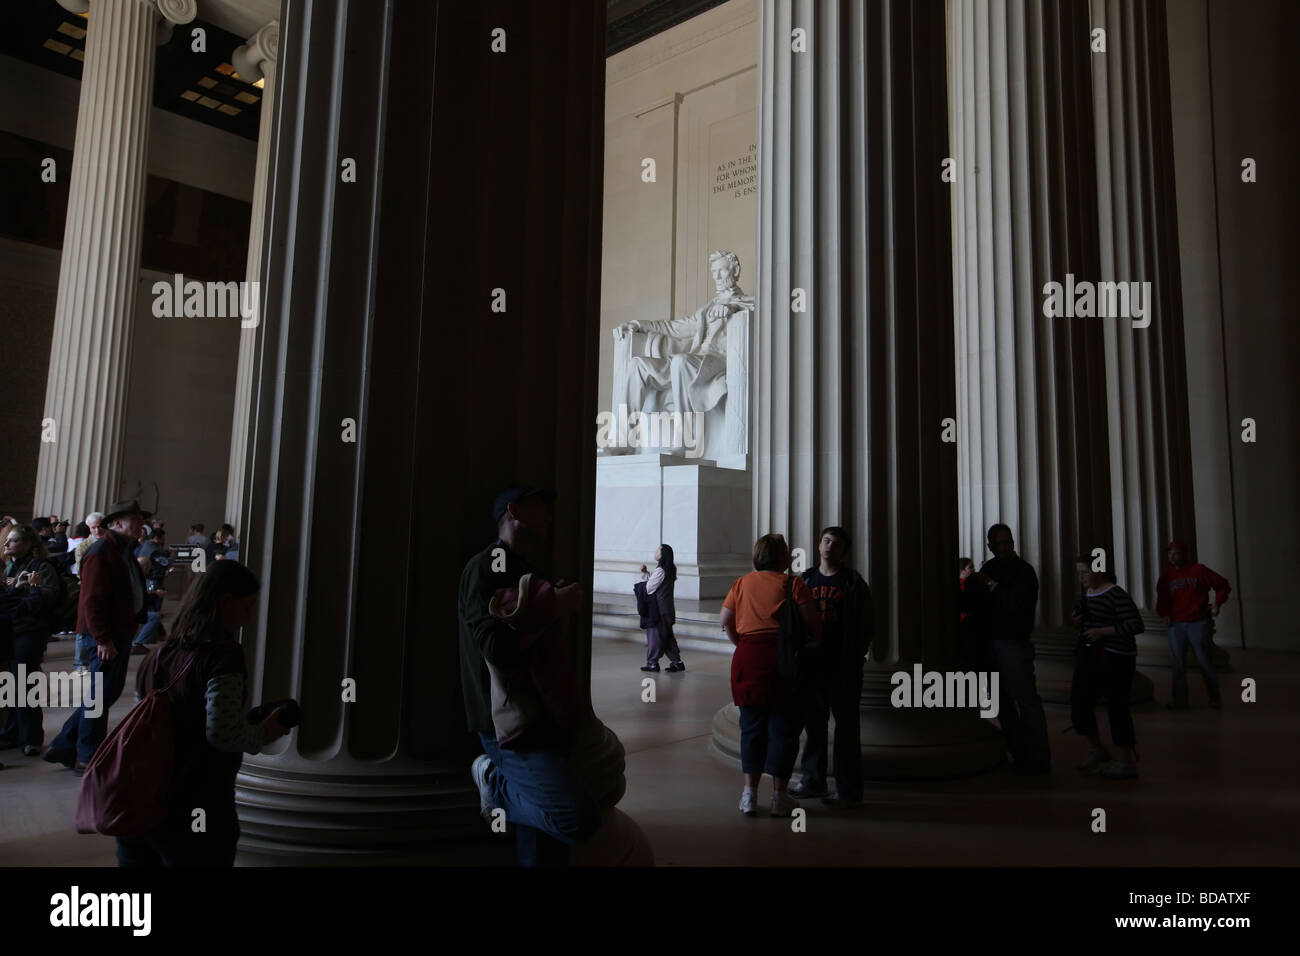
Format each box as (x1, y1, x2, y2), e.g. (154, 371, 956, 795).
(629, 356, 672, 413)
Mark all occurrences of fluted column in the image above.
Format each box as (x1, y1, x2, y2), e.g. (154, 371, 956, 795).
(223, 20, 279, 536)
(947, 0, 1155, 701)
(234, 0, 646, 864)
(715, 0, 1003, 779)
(34, 0, 196, 519)
(1089, 0, 1221, 672)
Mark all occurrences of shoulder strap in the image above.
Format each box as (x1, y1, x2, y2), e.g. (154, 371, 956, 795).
(154, 648, 198, 694)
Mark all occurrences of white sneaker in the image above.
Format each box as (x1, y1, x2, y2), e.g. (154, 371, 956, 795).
(770, 790, 798, 818)
(471, 755, 496, 820)
(739, 789, 758, 816)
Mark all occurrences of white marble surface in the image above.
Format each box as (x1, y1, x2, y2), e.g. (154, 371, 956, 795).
(595, 453, 752, 600)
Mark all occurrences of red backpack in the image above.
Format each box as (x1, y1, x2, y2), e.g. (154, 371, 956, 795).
(74, 651, 196, 836)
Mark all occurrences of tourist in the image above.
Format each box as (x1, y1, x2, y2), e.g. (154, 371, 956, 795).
(116, 560, 290, 867)
(0, 525, 61, 755)
(638, 543, 683, 673)
(66, 522, 89, 573)
(960, 523, 1050, 774)
(1070, 558, 1144, 779)
(722, 533, 821, 817)
(131, 526, 168, 652)
(45, 499, 150, 774)
(459, 486, 601, 866)
(1156, 540, 1230, 710)
(790, 526, 873, 808)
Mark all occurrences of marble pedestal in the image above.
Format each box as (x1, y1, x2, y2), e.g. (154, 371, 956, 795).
(594, 453, 752, 601)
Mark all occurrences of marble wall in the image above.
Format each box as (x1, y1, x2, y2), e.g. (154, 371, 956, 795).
(599, 0, 759, 421)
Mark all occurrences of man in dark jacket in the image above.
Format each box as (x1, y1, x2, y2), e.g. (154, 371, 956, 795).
(458, 486, 600, 866)
(44, 499, 149, 772)
(791, 526, 874, 808)
(959, 523, 1050, 774)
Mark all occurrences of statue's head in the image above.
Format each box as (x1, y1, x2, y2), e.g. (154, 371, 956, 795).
(708, 250, 741, 294)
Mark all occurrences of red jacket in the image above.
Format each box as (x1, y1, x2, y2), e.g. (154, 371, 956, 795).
(77, 531, 147, 643)
(1156, 562, 1230, 623)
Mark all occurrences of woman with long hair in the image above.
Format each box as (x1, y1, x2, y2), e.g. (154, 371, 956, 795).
(639, 543, 684, 673)
(721, 533, 821, 818)
(116, 560, 289, 867)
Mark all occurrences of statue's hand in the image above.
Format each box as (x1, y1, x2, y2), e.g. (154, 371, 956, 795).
(707, 302, 733, 321)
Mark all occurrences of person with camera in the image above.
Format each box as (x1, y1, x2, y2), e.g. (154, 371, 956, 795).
(117, 559, 290, 867)
(721, 533, 821, 817)
(0, 525, 61, 755)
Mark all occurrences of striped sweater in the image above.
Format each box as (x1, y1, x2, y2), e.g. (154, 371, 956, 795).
(1075, 584, 1144, 655)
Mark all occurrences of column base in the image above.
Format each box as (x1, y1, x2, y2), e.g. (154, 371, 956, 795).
(234, 755, 487, 865)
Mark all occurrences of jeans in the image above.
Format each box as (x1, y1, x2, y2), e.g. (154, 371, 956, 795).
(50, 631, 133, 764)
(985, 639, 1051, 768)
(797, 650, 864, 799)
(738, 702, 804, 778)
(477, 732, 600, 867)
(1168, 619, 1221, 704)
(133, 611, 163, 646)
(1, 630, 49, 747)
(1070, 645, 1137, 747)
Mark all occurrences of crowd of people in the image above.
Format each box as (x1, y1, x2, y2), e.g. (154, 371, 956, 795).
(458, 485, 1234, 865)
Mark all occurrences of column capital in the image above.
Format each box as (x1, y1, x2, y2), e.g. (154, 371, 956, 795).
(153, 0, 197, 25)
(232, 20, 279, 84)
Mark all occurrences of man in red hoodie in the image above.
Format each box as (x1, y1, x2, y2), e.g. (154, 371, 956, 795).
(1156, 540, 1229, 711)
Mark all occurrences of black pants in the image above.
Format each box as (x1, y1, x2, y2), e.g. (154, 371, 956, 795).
(797, 650, 865, 800)
(116, 806, 239, 868)
(1070, 644, 1137, 748)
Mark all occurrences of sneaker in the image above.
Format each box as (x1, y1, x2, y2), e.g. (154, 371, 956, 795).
(1099, 760, 1138, 780)
(1077, 749, 1112, 774)
(665, 661, 685, 673)
(640, 663, 660, 672)
(788, 780, 827, 799)
(470, 755, 496, 821)
(22, 745, 41, 757)
(820, 793, 861, 809)
(739, 790, 758, 816)
(770, 790, 799, 818)
(42, 747, 75, 769)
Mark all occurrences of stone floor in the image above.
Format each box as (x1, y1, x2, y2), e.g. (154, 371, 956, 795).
(1, 638, 1297, 866)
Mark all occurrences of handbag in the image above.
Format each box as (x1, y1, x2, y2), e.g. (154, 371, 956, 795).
(776, 576, 809, 687)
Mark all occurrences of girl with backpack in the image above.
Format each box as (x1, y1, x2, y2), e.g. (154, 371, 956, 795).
(115, 560, 289, 867)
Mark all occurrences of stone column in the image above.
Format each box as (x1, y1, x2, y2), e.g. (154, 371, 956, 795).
(715, 0, 1003, 778)
(1089, 0, 1225, 674)
(947, 0, 1152, 702)
(223, 20, 279, 536)
(234, 0, 646, 864)
(33, 0, 196, 519)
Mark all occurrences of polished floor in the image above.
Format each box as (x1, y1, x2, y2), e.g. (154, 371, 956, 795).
(1, 636, 1297, 866)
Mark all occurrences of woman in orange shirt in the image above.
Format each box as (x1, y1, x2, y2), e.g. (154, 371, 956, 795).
(721, 534, 821, 818)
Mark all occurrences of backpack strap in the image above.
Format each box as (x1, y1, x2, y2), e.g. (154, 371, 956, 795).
(153, 648, 198, 694)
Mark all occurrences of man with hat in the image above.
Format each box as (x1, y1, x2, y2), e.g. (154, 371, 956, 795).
(1156, 540, 1231, 710)
(45, 499, 150, 772)
(457, 485, 600, 866)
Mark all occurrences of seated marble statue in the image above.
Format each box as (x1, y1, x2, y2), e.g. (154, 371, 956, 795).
(612, 250, 755, 455)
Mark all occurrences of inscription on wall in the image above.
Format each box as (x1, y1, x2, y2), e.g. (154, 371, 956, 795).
(711, 143, 757, 200)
